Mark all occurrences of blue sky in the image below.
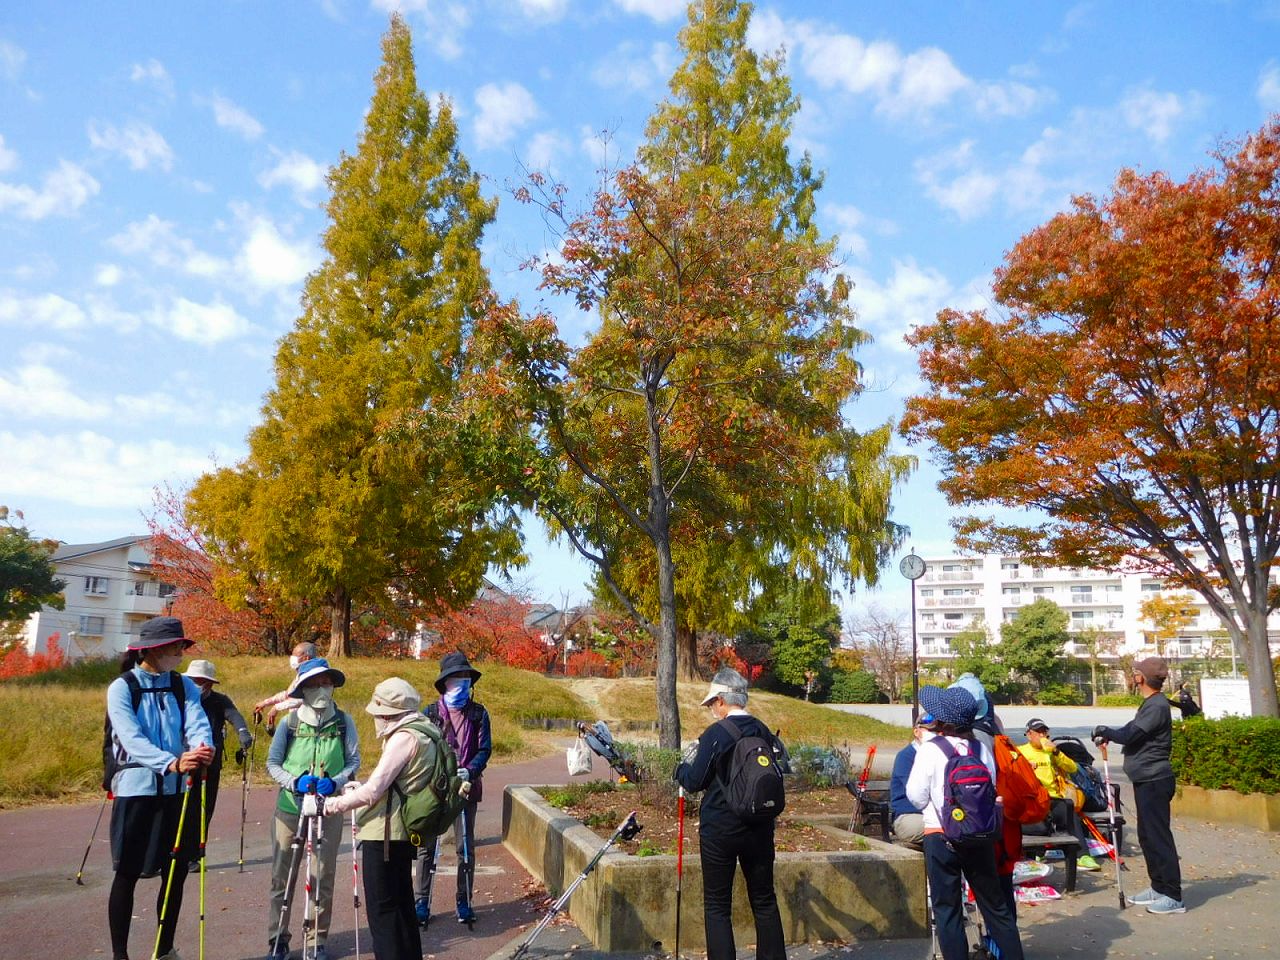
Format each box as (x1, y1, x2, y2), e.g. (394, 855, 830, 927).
(2, 1, 1278, 618)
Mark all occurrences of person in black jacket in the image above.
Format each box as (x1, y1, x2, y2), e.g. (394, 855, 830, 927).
(674, 667, 784, 960)
(183, 659, 254, 831)
(1093, 656, 1184, 915)
(414, 652, 491, 928)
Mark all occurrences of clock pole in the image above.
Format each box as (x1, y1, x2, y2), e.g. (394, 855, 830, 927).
(898, 551, 927, 723)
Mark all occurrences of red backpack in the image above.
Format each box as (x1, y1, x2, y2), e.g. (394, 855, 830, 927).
(992, 734, 1051, 824)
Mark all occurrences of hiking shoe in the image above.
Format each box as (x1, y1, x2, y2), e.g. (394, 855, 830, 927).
(1077, 854, 1101, 871)
(266, 938, 290, 960)
(416, 897, 430, 926)
(457, 904, 476, 924)
(154, 951, 182, 960)
(313, 947, 329, 960)
(1127, 887, 1159, 905)
(1146, 894, 1186, 914)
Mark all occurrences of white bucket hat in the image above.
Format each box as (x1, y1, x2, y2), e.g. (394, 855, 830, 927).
(366, 677, 422, 717)
(184, 659, 219, 684)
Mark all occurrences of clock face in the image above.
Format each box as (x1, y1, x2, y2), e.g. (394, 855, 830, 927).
(899, 554, 926, 580)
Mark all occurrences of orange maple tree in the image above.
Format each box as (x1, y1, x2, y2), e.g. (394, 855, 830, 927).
(903, 119, 1280, 716)
(421, 592, 554, 671)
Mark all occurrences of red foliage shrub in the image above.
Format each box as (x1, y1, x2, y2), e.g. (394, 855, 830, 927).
(0, 632, 65, 679)
(566, 648, 612, 677)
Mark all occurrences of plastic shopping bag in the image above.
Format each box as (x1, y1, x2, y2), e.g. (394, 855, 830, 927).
(567, 736, 593, 776)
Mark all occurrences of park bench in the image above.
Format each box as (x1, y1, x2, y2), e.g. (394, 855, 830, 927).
(1019, 828, 1081, 892)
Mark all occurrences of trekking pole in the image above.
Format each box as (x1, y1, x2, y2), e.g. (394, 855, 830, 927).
(301, 810, 321, 960)
(199, 767, 208, 960)
(511, 811, 642, 960)
(272, 813, 308, 958)
(75, 792, 110, 885)
(1095, 739, 1126, 910)
(674, 786, 685, 960)
(457, 807, 475, 929)
(350, 809, 361, 960)
(154, 774, 195, 960)
(239, 722, 257, 872)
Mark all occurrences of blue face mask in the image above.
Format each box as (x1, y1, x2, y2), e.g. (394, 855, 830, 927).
(443, 678, 471, 708)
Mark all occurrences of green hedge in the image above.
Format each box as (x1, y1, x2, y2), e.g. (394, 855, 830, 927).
(1096, 692, 1143, 707)
(1172, 716, 1280, 794)
(827, 669, 881, 704)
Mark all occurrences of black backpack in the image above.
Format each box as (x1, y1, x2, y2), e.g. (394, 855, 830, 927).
(717, 718, 787, 823)
(102, 671, 187, 792)
(1055, 736, 1107, 813)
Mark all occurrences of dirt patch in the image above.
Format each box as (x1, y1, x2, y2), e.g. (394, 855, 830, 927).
(542, 783, 866, 855)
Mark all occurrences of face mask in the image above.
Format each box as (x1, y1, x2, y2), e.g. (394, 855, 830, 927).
(289, 655, 301, 671)
(152, 649, 184, 674)
(443, 678, 471, 708)
(302, 685, 333, 711)
(374, 716, 392, 738)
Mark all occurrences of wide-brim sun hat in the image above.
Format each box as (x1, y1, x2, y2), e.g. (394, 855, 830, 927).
(700, 680, 739, 706)
(949, 673, 990, 720)
(184, 659, 219, 683)
(127, 615, 195, 651)
(434, 651, 482, 693)
(367, 677, 422, 716)
(287, 657, 346, 697)
(919, 684, 978, 728)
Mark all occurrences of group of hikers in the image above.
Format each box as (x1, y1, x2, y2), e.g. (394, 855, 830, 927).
(104, 615, 490, 960)
(102, 614, 1187, 960)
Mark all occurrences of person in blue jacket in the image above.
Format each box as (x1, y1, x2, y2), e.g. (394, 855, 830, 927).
(889, 714, 934, 847)
(105, 616, 214, 960)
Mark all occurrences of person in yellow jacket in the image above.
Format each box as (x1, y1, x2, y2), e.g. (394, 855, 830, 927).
(1017, 719, 1100, 871)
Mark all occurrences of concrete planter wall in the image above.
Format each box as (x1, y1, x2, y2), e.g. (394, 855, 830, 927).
(502, 785, 927, 952)
(1174, 783, 1280, 831)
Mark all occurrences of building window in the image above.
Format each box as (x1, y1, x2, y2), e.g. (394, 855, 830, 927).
(79, 615, 106, 636)
(1071, 610, 1094, 623)
(1032, 586, 1052, 595)
(920, 589, 933, 597)
(1141, 581, 1162, 593)
(159, 583, 176, 598)
(944, 613, 964, 622)
(1001, 561, 1019, 571)
(84, 576, 110, 595)
(1002, 586, 1020, 595)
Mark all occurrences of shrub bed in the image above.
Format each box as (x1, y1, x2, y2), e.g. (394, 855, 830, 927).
(1172, 716, 1280, 794)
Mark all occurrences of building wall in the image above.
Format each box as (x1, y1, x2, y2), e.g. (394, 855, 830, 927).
(913, 553, 1280, 663)
(24, 541, 175, 661)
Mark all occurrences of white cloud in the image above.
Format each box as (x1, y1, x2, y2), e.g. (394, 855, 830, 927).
(474, 82, 538, 149)
(751, 13, 1045, 122)
(0, 429, 235, 511)
(1258, 62, 1280, 112)
(591, 41, 676, 94)
(524, 130, 570, 174)
(0, 134, 16, 173)
(612, 0, 687, 22)
(371, 0, 471, 60)
(849, 259, 961, 352)
(0, 39, 24, 82)
(109, 215, 228, 278)
(824, 203, 897, 261)
(259, 149, 327, 200)
(0, 160, 99, 219)
(87, 120, 174, 171)
(95, 264, 123, 287)
(0, 290, 88, 329)
(0, 364, 105, 420)
(153, 296, 251, 345)
(1120, 87, 1192, 144)
(517, 0, 569, 18)
(915, 140, 1004, 219)
(236, 216, 318, 291)
(209, 93, 265, 140)
(130, 59, 174, 98)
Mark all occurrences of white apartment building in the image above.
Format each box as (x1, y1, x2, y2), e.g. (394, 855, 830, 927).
(24, 536, 177, 661)
(915, 553, 1280, 662)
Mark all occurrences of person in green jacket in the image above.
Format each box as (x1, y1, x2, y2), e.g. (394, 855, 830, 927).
(264, 658, 359, 960)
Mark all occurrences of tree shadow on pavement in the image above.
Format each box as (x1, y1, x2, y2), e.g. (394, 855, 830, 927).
(1183, 870, 1268, 908)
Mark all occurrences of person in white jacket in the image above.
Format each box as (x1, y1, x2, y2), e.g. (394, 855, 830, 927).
(906, 685, 1025, 960)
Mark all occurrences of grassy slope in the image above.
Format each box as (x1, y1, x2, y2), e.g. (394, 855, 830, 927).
(0, 661, 906, 808)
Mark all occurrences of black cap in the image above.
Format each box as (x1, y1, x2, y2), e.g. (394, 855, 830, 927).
(1025, 718, 1050, 733)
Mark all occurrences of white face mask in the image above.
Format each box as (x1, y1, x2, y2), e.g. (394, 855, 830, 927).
(301, 685, 333, 711)
(289, 655, 301, 671)
(152, 649, 184, 674)
(374, 716, 393, 738)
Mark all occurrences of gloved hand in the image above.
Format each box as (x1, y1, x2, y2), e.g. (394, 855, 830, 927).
(236, 747, 247, 765)
(295, 773, 319, 795)
(300, 793, 322, 818)
(1092, 725, 1109, 744)
(457, 768, 471, 782)
(315, 776, 337, 797)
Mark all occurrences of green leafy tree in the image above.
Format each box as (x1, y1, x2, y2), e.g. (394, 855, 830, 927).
(950, 620, 1008, 695)
(0, 506, 65, 625)
(574, 0, 910, 680)
(188, 15, 516, 657)
(1075, 623, 1118, 705)
(999, 598, 1070, 690)
(742, 591, 842, 699)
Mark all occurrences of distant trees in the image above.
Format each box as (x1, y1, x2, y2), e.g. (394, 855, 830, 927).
(905, 120, 1280, 716)
(846, 606, 911, 702)
(0, 506, 65, 624)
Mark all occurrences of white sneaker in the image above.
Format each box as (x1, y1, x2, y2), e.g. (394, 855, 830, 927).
(153, 950, 183, 960)
(1127, 887, 1158, 905)
(1146, 894, 1186, 914)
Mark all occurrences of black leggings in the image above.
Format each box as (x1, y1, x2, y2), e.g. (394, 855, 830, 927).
(109, 862, 189, 959)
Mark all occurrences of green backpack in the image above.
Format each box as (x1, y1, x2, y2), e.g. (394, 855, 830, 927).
(389, 717, 468, 849)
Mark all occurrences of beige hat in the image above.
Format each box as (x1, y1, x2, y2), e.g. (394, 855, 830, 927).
(184, 659, 219, 684)
(699, 681, 737, 706)
(366, 677, 421, 716)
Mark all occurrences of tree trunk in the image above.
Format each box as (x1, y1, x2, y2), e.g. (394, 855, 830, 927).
(676, 625, 700, 682)
(328, 586, 352, 659)
(647, 382, 681, 750)
(1242, 610, 1279, 717)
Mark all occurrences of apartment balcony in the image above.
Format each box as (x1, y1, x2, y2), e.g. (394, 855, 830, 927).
(922, 570, 981, 583)
(122, 593, 169, 615)
(921, 595, 979, 607)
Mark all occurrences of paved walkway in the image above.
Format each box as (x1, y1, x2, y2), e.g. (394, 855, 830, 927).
(2, 730, 1279, 960)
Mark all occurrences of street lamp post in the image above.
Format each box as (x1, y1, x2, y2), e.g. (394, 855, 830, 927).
(899, 551, 927, 722)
